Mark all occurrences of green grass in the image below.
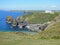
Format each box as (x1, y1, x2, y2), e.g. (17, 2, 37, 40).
(0, 21, 60, 45)
(0, 12, 60, 45)
(23, 12, 58, 24)
(0, 31, 60, 45)
(36, 21, 60, 39)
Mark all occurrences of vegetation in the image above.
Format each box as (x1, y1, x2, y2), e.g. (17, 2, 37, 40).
(0, 21, 60, 45)
(0, 11, 60, 45)
(36, 21, 60, 39)
(23, 12, 59, 24)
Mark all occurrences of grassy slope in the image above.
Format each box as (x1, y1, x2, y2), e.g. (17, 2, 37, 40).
(23, 12, 58, 24)
(37, 21, 60, 39)
(0, 21, 60, 45)
(0, 12, 60, 45)
(0, 32, 60, 45)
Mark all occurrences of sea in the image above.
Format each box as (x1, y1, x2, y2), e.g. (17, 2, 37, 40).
(0, 10, 36, 34)
(0, 10, 23, 31)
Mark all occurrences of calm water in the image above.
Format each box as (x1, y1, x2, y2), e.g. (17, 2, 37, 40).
(0, 10, 28, 32)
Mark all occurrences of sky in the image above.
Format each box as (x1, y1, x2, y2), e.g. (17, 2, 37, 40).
(0, 0, 60, 10)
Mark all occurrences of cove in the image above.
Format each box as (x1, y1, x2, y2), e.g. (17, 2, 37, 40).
(0, 10, 28, 32)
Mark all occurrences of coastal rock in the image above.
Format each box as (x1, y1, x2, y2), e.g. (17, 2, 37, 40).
(26, 24, 48, 32)
(16, 16, 23, 23)
(6, 16, 13, 24)
(11, 19, 17, 27)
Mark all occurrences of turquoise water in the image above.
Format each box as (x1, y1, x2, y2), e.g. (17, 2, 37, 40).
(0, 10, 28, 32)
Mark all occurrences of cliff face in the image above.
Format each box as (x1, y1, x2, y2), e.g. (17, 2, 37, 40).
(6, 11, 59, 31)
(6, 16, 26, 28)
(6, 12, 58, 24)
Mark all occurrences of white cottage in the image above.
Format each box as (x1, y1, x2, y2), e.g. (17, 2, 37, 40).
(45, 10, 54, 14)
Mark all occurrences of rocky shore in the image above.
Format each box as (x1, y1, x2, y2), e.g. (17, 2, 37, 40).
(6, 16, 50, 32)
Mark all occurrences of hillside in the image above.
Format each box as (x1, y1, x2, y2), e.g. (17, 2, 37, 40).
(0, 21, 60, 45)
(36, 21, 60, 39)
(0, 11, 60, 45)
(23, 12, 59, 24)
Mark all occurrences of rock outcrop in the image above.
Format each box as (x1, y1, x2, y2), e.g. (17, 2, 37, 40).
(6, 16, 13, 23)
(11, 19, 18, 27)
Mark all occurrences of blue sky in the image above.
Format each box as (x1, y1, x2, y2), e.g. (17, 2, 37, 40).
(0, 0, 60, 10)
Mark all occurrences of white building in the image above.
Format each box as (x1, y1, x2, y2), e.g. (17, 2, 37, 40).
(45, 10, 54, 14)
